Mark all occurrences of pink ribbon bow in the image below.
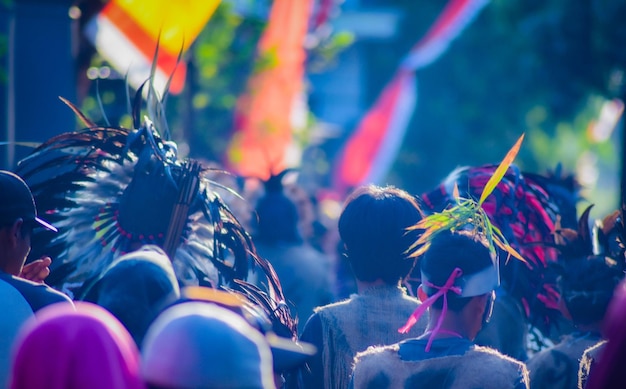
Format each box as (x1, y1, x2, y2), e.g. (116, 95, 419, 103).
(398, 267, 463, 352)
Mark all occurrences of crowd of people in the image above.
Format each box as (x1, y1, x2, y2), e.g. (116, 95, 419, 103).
(2, 155, 626, 389)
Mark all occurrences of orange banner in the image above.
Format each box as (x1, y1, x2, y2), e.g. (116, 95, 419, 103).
(227, 0, 313, 179)
(86, 0, 220, 94)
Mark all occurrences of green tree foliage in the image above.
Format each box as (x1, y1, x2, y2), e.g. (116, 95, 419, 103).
(379, 0, 625, 212)
(171, 1, 353, 163)
(167, 2, 266, 162)
(0, 0, 13, 85)
(75, 0, 623, 213)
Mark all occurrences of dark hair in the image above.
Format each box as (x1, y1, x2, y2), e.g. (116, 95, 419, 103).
(420, 230, 494, 311)
(559, 255, 622, 325)
(0, 218, 35, 238)
(254, 192, 301, 244)
(0, 219, 15, 231)
(338, 185, 423, 284)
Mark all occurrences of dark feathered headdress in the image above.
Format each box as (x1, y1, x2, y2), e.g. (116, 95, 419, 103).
(14, 80, 289, 332)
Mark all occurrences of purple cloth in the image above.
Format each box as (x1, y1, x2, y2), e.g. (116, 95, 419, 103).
(586, 279, 626, 389)
(10, 301, 145, 389)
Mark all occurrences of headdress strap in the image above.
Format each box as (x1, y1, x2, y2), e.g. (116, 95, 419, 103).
(398, 267, 463, 352)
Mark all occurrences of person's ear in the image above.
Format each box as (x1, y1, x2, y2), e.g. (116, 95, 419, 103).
(10, 219, 24, 242)
(469, 294, 489, 317)
(463, 294, 492, 340)
(0, 219, 22, 248)
(417, 284, 428, 302)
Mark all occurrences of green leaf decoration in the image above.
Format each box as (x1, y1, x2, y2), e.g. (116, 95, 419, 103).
(479, 133, 525, 205)
(406, 133, 526, 264)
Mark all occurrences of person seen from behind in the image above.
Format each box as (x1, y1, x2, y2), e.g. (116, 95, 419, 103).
(0, 170, 72, 386)
(351, 230, 529, 389)
(0, 170, 71, 308)
(252, 171, 334, 332)
(299, 184, 428, 389)
(527, 206, 623, 389)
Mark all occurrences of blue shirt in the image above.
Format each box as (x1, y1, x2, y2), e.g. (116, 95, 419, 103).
(0, 272, 72, 312)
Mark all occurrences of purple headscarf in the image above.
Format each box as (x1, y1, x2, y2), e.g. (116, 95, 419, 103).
(586, 278, 626, 389)
(10, 301, 145, 389)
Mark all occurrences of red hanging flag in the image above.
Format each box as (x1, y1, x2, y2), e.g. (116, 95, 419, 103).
(332, 0, 489, 194)
(226, 0, 313, 180)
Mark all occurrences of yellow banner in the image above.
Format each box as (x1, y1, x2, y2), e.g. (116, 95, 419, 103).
(113, 0, 220, 53)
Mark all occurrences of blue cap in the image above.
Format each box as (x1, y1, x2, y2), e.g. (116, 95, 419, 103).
(141, 302, 275, 389)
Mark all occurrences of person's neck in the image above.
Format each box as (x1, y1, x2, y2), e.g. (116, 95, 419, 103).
(356, 279, 395, 293)
(0, 261, 19, 276)
(424, 309, 471, 340)
(0, 238, 21, 275)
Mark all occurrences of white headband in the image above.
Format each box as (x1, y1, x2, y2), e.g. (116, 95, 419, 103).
(421, 264, 500, 297)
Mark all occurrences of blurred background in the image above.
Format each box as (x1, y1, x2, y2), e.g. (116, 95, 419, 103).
(0, 0, 623, 219)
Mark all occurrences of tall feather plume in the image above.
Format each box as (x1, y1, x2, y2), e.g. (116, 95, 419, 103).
(409, 134, 526, 262)
(14, 77, 288, 315)
(419, 158, 577, 333)
(231, 279, 296, 339)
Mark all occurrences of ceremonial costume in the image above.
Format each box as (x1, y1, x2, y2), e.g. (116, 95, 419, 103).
(352, 338, 528, 389)
(15, 93, 286, 308)
(536, 206, 625, 389)
(421, 164, 579, 355)
(299, 184, 427, 389)
(300, 285, 426, 389)
(527, 332, 602, 389)
(578, 340, 605, 389)
(351, 242, 529, 389)
(11, 83, 301, 363)
(350, 153, 533, 388)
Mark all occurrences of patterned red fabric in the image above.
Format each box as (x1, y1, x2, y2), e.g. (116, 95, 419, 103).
(420, 164, 568, 332)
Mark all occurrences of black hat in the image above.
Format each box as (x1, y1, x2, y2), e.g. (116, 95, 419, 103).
(0, 171, 57, 232)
